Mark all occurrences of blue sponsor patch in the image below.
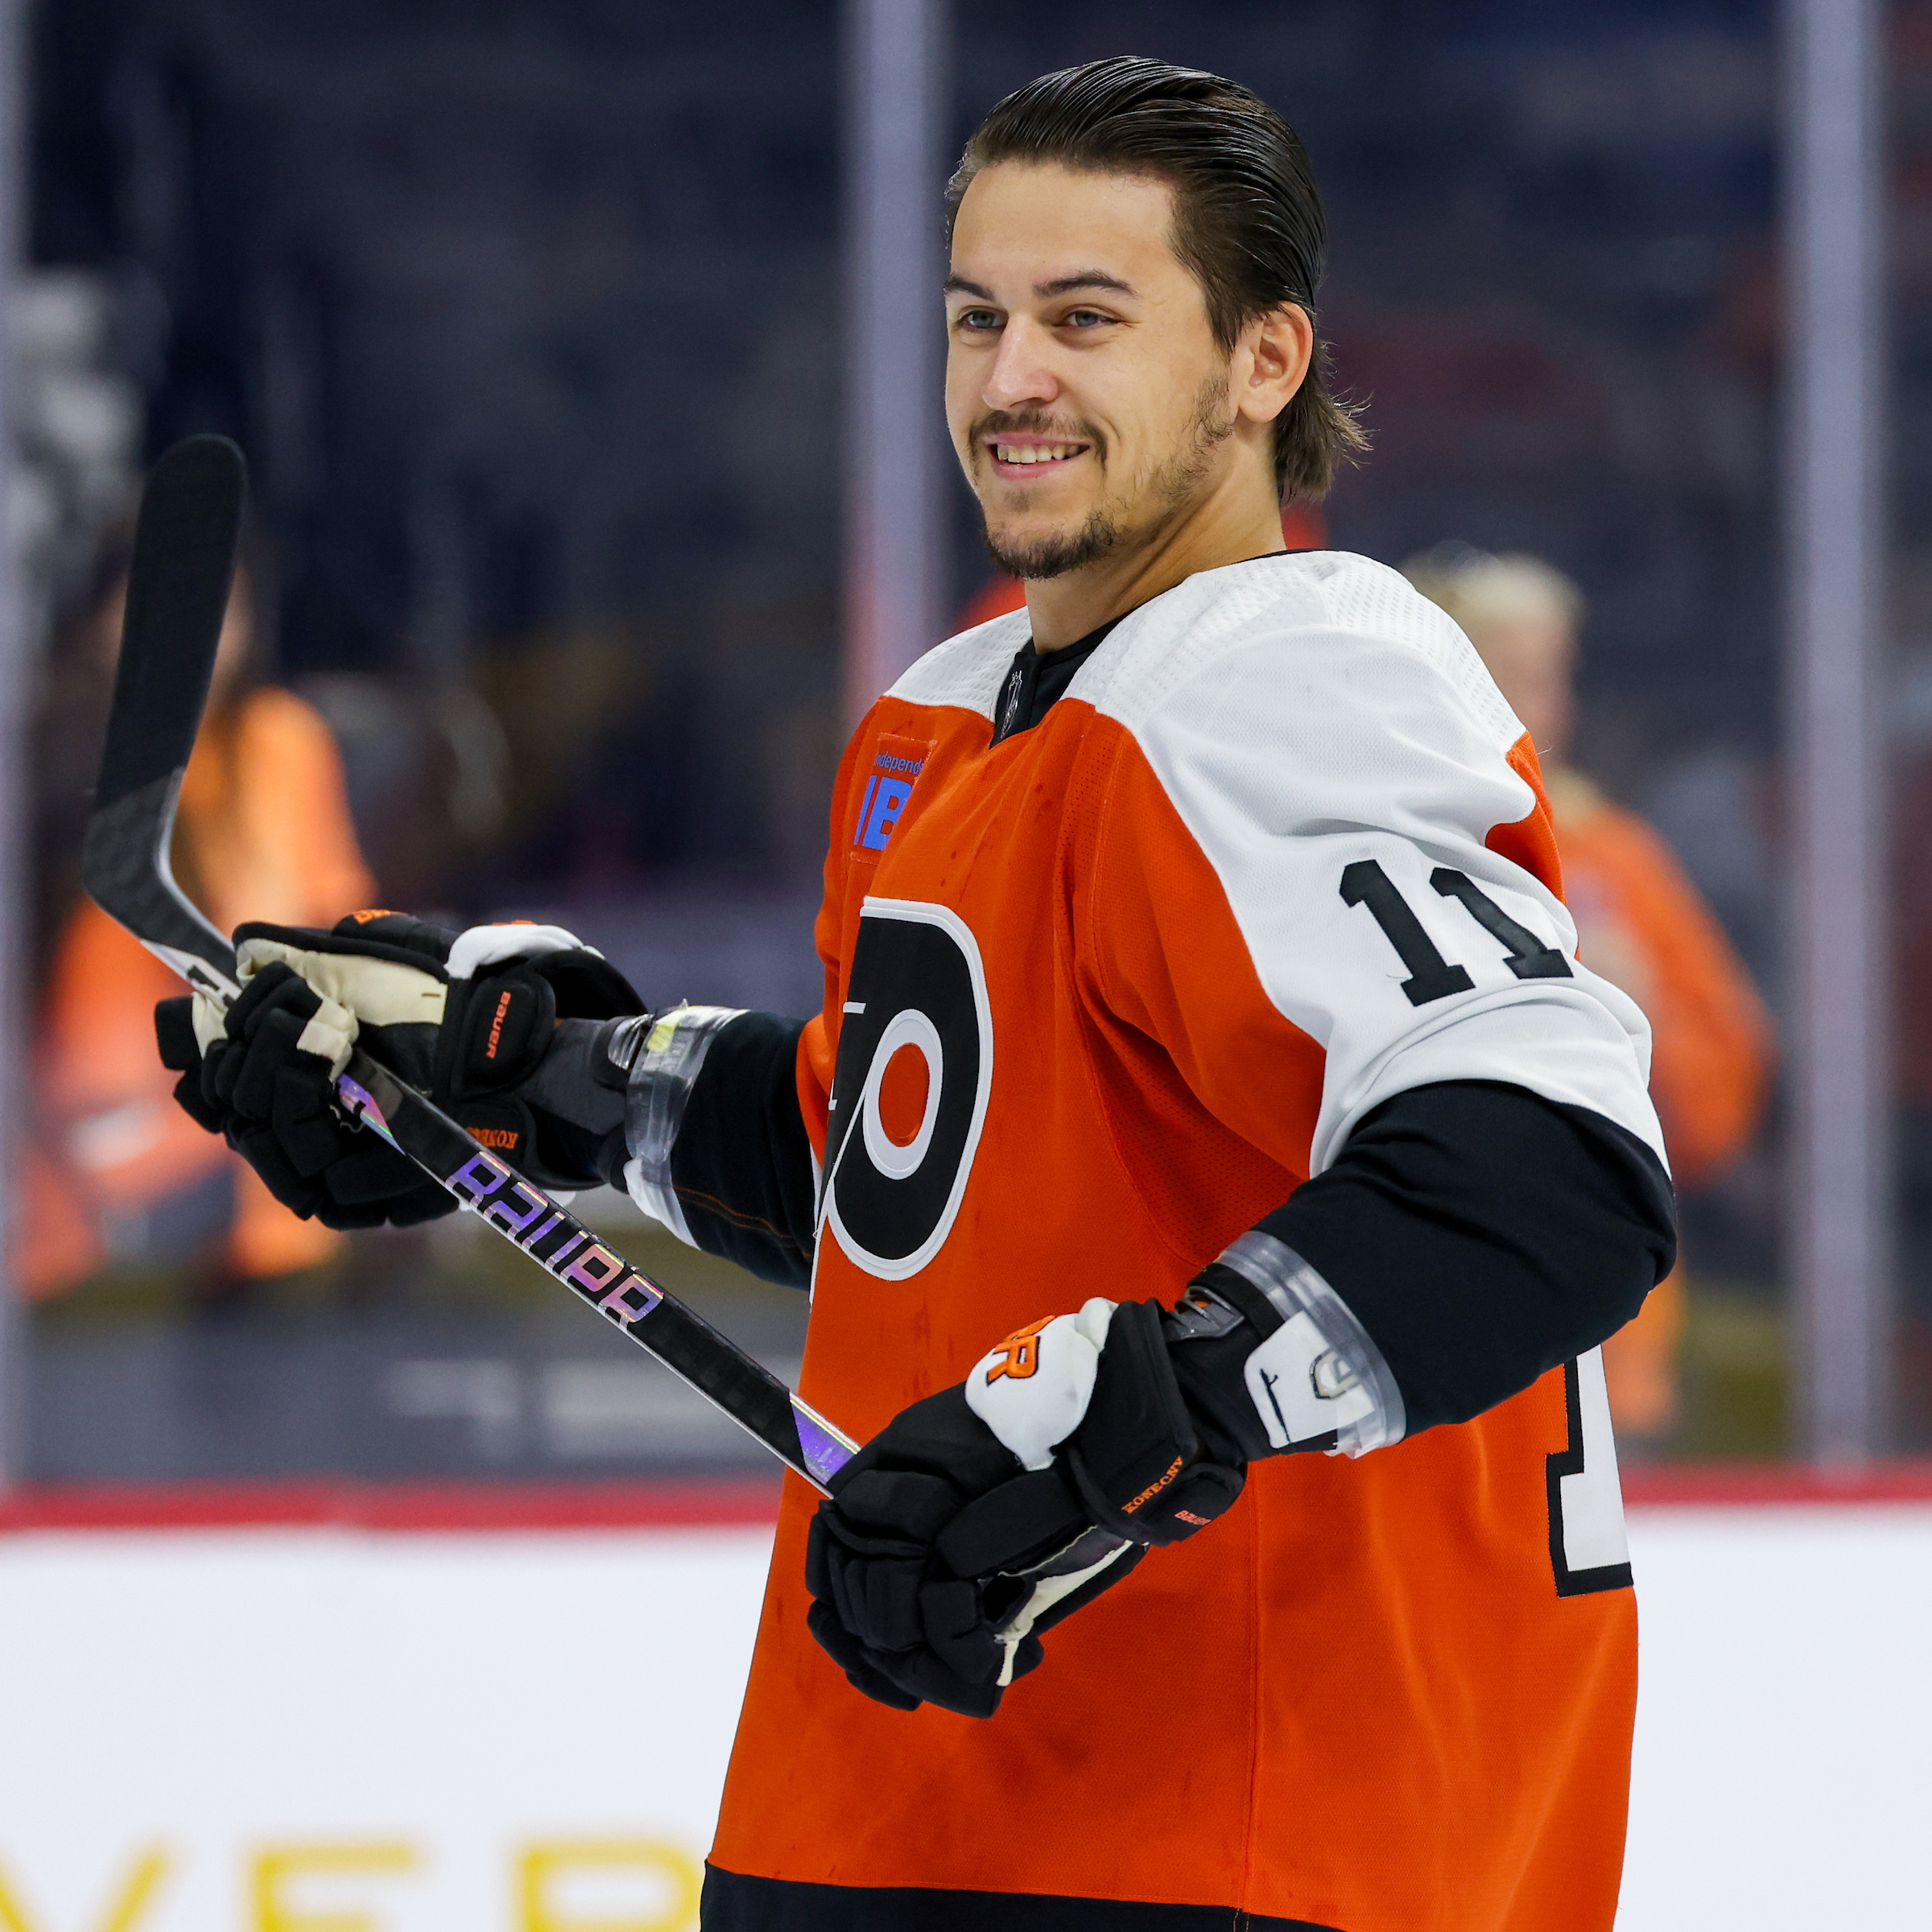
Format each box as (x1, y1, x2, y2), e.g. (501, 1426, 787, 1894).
(852, 741, 929, 854)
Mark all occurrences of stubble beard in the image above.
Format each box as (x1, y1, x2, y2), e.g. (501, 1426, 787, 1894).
(978, 373, 1236, 582)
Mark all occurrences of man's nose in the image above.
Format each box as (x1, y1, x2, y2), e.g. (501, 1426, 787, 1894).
(982, 319, 1060, 411)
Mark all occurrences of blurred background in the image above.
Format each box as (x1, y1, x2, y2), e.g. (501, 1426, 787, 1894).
(0, 0, 1917, 1485)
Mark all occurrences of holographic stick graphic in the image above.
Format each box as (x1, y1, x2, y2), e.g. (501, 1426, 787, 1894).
(81, 435, 857, 1493)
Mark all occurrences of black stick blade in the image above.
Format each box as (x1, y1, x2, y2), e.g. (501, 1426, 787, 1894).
(74, 432, 859, 1479)
(83, 435, 250, 1001)
(94, 435, 248, 811)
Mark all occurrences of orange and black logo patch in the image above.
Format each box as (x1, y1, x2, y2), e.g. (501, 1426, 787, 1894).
(984, 1315, 1055, 1384)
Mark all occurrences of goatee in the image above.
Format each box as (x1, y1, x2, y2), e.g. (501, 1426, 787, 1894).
(976, 374, 1235, 584)
(984, 509, 1120, 581)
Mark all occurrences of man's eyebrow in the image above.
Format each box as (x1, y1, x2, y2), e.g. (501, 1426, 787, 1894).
(940, 271, 1139, 301)
(1035, 271, 1136, 299)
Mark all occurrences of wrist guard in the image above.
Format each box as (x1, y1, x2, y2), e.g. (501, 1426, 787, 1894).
(1166, 1231, 1406, 1460)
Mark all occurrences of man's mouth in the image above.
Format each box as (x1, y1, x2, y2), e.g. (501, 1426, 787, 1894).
(988, 439, 1090, 475)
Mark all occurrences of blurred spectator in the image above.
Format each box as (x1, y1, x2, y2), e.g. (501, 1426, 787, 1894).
(955, 503, 1330, 630)
(1405, 547, 1774, 1445)
(20, 529, 375, 1300)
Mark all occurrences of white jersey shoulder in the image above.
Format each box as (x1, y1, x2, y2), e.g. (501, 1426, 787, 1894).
(886, 607, 1030, 718)
(882, 552, 1516, 744)
(1073, 551, 1667, 1175)
(1079, 548, 1525, 770)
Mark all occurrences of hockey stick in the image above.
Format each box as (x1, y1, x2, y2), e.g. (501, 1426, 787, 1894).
(81, 435, 857, 1493)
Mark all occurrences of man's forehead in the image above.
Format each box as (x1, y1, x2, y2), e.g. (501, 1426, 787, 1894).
(948, 163, 1179, 289)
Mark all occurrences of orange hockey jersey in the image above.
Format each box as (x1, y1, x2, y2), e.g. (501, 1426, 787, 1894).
(707, 553, 1666, 1930)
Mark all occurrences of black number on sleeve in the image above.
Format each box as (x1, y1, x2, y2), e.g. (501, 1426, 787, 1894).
(1343, 860, 1576, 1004)
(1546, 1352, 1633, 1596)
(1430, 869, 1574, 980)
(1340, 859, 1476, 1006)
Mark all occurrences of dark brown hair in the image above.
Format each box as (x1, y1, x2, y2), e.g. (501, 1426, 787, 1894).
(947, 56, 1368, 501)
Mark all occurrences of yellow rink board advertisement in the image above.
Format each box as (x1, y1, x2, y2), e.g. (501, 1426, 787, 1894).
(0, 1526, 773, 1932)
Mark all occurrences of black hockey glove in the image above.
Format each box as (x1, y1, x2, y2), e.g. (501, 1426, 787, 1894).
(156, 911, 646, 1230)
(806, 1236, 1408, 1719)
(807, 1295, 1249, 1719)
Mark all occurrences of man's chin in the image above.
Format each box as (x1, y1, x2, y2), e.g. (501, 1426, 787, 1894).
(982, 508, 1118, 582)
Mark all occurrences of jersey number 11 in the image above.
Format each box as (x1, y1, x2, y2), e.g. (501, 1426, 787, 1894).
(1341, 859, 1573, 1005)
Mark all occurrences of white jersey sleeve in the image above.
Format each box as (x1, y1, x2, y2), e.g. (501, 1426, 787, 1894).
(1076, 551, 1666, 1178)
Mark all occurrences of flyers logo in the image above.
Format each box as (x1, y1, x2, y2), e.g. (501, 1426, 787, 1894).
(821, 898, 993, 1281)
(983, 1315, 1054, 1384)
(347, 908, 401, 924)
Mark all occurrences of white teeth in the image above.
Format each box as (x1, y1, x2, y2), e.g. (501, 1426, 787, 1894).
(997, 444, 1078, 464)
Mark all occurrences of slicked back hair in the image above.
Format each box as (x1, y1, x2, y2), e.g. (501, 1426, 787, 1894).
(947, 56, 1368, 502)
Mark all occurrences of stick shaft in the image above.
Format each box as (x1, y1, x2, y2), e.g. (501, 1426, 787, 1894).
(83, 436, 858, 1494)
(119, 915, 854, 1492)
(334, 1048, 854, 1489)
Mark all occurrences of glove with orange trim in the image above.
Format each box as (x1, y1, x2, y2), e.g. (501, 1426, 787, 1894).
(156, 910, 646, 1228)
(805, 1294, 1249, 1719)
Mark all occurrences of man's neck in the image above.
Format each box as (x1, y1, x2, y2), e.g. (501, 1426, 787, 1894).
(1022, 472, 1288, 651)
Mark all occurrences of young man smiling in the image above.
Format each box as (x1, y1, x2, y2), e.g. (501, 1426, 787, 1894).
(166, 56, 1675, 1932)
(707, 59, 1669, 1930)
(943, 159, 1327, 650)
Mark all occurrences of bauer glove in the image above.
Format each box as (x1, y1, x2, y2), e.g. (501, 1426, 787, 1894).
(156, 910, 646, 1229)
(805, 1233, 1406, 1719)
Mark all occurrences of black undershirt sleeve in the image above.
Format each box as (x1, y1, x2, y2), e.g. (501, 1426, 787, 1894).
(658, 1029, 1675, 1435)
(664, 1012, 818, 1290)
(1257, 1079, 1678, 1435)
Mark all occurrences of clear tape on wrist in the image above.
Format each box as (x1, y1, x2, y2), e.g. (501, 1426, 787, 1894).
(621, 1003, 744, 1245)
(1218, 1230, 1406, 1458)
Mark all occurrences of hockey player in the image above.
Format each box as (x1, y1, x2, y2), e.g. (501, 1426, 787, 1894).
(161, 58, 1675, 1932)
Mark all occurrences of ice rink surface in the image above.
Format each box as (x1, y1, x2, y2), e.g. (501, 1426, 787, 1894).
(0, 1503, 1925, 1930)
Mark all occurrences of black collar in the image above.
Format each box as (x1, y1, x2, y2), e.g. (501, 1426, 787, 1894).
(989, 616, 1124, 746)
(985, 551, 1294, 747)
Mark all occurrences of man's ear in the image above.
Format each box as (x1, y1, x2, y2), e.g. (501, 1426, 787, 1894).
(1236, 303, 1315, 427)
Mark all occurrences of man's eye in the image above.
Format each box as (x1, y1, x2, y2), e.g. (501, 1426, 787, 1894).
(1063, 309, 1111, 329)
(957, 309, 1001, 332)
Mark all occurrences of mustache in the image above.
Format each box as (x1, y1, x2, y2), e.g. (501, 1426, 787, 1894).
(971, 409, 1106, 458)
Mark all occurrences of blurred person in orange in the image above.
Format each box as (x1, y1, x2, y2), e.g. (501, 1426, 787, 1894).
(955, 501, 1330, 630)
(24, 534, 375, 1299)
(1405, 546, 1773, 1442)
